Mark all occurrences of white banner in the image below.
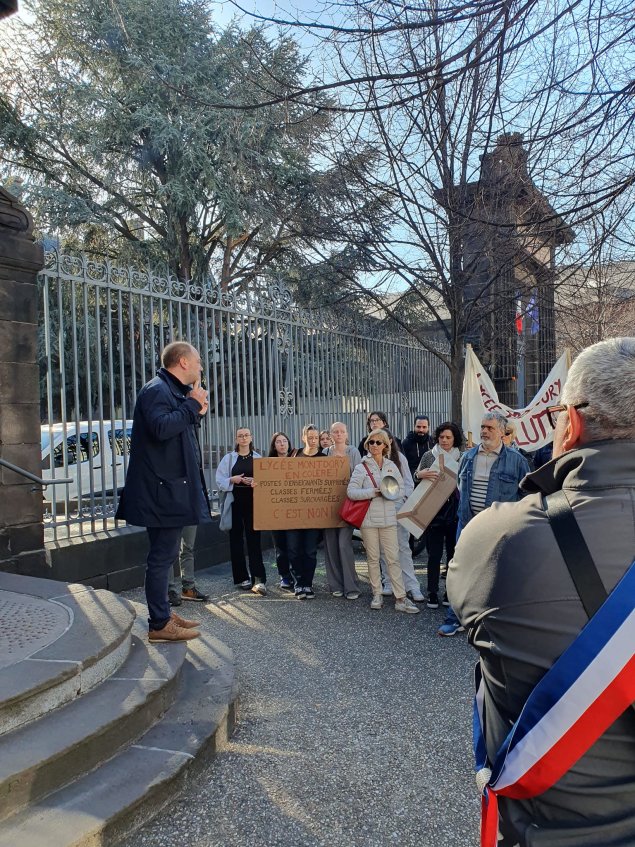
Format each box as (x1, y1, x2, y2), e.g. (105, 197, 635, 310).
(461, 347, 569, 451)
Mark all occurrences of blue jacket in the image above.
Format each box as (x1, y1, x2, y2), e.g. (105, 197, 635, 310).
(457, 444, 530, 530)
(115, 369, 209, 528)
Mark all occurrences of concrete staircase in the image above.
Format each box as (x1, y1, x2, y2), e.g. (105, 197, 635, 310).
(0, 573, 237, 846)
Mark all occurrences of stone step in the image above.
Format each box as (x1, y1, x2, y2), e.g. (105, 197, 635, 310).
(0, 634, 237, 847)
(0, 635, 185, 823)
(0, 575, 136, 735)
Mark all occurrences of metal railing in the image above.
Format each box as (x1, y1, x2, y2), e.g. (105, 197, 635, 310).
(0, 457, 72, 488)
(38, 249, 451, 540)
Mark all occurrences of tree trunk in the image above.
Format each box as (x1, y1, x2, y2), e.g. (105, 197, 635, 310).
(450, 340, 465, 427)
(178, 215, 192, 283)
(220, 238, 232, 292)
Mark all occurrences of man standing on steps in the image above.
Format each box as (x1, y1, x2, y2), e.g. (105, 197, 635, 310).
(116, 341, 210, 643)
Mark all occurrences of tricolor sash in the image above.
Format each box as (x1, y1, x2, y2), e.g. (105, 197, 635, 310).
(473, 556, 635, 847)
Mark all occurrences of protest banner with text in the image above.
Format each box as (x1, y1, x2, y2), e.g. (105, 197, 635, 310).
(462, 346, 569, 450)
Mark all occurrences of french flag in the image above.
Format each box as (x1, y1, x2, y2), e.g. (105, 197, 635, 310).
(515, 299, 523, 335)
(474, 558, 635, 847)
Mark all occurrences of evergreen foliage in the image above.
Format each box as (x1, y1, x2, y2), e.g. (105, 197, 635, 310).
(0, 0, 385, 287)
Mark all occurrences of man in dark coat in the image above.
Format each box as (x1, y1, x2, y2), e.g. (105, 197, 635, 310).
(401, 415, 432, 555)
(116, 341, 209, 642)
(401, 415, 432, 478)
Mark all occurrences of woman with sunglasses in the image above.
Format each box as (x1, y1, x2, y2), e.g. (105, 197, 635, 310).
(347, 430, 419, 614)
(268, 431, 295, 591)
(216, 426, 267, 594)
(378, 429, 426, 603)
(287, 424, 326, 599)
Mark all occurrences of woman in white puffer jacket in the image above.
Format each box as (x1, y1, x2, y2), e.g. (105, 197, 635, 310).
(347, 429, 420, 614)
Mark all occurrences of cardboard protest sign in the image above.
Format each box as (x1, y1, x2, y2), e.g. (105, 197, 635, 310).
(397, 453, 459, 539)
(253, 456, 349, 530)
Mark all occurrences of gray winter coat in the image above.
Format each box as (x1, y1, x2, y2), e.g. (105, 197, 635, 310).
(325, 445, 362, 475)
(347, 457, 404, 528)
(448, 439, 635, 846)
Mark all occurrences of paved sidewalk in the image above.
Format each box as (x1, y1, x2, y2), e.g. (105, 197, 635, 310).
(120, 548, 479, 847)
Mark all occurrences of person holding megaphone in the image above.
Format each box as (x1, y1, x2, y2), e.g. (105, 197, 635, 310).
(347, 429, 419, 615)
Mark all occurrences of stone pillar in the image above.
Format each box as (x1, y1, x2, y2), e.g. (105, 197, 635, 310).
(0, 2, 19, 20)
(0, 187, 47, 575)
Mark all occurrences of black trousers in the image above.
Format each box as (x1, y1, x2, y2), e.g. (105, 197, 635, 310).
(272, 530, 292, 581)
(229, 495, 265, 584)
(287, 528, 320, 588)
(425, 521, 457, 594)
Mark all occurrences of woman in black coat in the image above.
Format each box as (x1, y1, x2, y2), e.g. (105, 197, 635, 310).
(216, 426, 267, 595)
(268, 431, 295, 591)
(414, 421, 463, 609)
(287, 424, 325, 599)
(357, 411, 402, 455)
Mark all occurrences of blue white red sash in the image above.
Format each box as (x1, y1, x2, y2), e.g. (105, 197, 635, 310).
(473, 557, 635, 847)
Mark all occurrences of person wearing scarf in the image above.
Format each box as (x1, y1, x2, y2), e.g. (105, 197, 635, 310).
(415, 421, 463, 609)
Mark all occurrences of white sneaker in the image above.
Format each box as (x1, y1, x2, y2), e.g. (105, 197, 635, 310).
(395, 597, 420, 614)
(239, 579, 252, 590)
(332, 590, 344, 597)
(381, 584, 393, 597)
(408, 587, 425, 603)
(345, 591, 360, 600)
(370, 595, 383, 610)
(251, 582, 267, 596)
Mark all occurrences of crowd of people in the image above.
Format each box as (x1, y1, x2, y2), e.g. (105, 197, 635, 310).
(212, 409, 546, 628)
(117, 336, 635, 846)
(115, 340, 552, 641)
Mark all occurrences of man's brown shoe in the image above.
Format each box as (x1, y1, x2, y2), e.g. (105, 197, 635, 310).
(148, 619, 199, 642)
(171, 612, 199, 629)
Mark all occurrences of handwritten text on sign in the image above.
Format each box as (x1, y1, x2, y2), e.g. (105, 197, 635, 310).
(253, 457, 349, 530)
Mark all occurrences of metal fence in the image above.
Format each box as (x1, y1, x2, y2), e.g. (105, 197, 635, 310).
(38, 250, 451, 539)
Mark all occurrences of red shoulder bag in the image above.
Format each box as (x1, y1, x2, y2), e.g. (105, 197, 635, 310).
(339, 462, 378, 528)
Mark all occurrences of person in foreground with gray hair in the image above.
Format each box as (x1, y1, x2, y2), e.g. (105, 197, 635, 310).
(438, 410, 531, 635)
(448, 337, 635, 846)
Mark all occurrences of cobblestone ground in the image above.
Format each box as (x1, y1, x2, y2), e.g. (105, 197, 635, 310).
(120, 543, 479, 847)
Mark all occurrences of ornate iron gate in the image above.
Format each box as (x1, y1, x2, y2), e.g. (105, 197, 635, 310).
(39, 250, 451, 539)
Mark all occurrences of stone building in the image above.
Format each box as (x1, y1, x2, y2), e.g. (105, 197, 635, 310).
(458, 133, 574, 406)
(0, 1, 18, 18)
(0, 185, 47, 576)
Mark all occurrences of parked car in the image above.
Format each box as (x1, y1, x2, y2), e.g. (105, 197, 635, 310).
(41, 420, 133, 505)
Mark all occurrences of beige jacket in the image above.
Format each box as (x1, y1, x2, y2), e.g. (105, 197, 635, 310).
(346, 456, 404, 528)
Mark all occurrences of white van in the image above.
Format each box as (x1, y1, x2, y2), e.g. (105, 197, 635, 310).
(41, 420, 133, 505)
